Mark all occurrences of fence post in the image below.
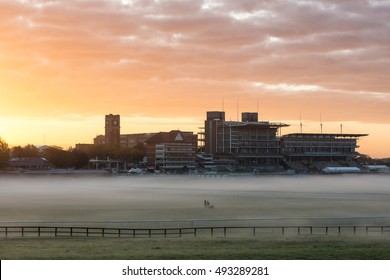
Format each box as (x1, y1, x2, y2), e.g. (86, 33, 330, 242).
(5, 227, 8, 237)
(282, 227, 285, 236)
(133, 229, 135, 238)
(211, 228, 213, 238)
(338, 227, 341, 236)
(298, 227, 300, 235)
(22, 227, 24, 237)
(179, 228, 182, 238)
(118, 229, 121, 238)
(70, 227, 73, 237)
(253, 227, 256, 237)
(86, 228, 89, 237)
(366, 226, 368, 236)
(326, 227, 328, 235)
(194, 228, 197, 238)
(102, 228, 104, 237)
(164, 229, 167, 238)
(38, 227, 41, 237)
(310, 227, 313, 235)
(354, 226, 356, 236)
(381, 227, 384, 236)
(224, 227, 227, 238)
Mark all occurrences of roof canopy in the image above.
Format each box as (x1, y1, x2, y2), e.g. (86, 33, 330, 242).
(146, 130, 196, 143)
(283, 133, 368, 139)
(223, 121, 290, 128)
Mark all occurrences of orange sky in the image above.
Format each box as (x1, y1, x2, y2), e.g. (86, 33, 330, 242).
(0, 0, 389, 158)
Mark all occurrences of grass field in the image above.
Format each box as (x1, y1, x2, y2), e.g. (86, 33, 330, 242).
(2, 175, 390, 260)
(2, 236, 390, 260)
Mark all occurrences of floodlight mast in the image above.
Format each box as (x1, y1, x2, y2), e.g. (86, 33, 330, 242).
(299, 110, 302, 133)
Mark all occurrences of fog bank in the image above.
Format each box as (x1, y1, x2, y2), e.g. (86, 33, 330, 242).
(0, 174, 389, 227)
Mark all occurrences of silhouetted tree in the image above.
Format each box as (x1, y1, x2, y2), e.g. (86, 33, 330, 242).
(85, 144, 114, 160)
(80, 143, 147, 167)
(355, 154, 373, 165)
(0, 137, 10, 169)
(43, 146, 72, 168)
(71, 149, 90, 169)
(130, 146, 146, 163)
(11, 144, 39, 158)
(113, 147, 133, 160)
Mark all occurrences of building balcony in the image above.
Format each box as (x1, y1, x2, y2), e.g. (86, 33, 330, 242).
(237, 154, 283, 158)
(282, 152, 356, 157)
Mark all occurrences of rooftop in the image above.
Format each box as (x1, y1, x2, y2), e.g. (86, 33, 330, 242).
(146, 130, 196, 143)
(283, 133, 368, 139)
(223, 121, 290, 128)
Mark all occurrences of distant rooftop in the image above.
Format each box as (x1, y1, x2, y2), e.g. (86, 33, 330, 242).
(283, 133, 368, 138)
(223, 121, 290, 128)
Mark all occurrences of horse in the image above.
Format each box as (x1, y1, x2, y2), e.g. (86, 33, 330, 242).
(203, 200, 214, 208)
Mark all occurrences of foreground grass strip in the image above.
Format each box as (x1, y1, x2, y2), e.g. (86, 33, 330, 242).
(1, 236, 390, 260)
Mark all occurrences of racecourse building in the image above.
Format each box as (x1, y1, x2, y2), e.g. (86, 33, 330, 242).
(146, 130, 197, 172)
(79, 113, 369, 173)
(204, 111, 289, 167)
(281, 133, 368, 162)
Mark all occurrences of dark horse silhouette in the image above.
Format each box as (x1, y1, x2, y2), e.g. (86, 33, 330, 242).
(204, 200, 214, 208)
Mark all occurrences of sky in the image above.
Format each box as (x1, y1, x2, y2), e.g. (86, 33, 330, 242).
(0, 0, 389, 158)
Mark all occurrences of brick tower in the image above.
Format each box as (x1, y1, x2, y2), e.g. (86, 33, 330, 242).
(105, 114, 120, 148)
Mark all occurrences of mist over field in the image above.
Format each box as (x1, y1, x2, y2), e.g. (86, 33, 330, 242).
(0, 174, 390, 227)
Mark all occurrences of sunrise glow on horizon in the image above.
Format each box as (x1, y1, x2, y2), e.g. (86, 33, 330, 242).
(1, 0, 389, 158)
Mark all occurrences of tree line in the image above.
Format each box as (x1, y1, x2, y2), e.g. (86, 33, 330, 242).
(0, 137, 145, 170)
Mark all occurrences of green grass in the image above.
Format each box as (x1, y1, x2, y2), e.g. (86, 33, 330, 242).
(2, 236, 390, 259)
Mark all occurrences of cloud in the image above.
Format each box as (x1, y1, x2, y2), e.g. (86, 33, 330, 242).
(0, 0, 389, 152)
(253, 82, 324, 93)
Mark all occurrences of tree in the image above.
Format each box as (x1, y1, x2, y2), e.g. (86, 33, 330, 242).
(85, 144, 114, 160)
(71, 149, 90, 169)
(11, 144, 39, 158)
(131, 143, 147, 163)
(0, 137, 10, 168)
(43, 146, 72, 168)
